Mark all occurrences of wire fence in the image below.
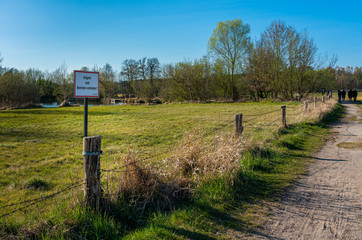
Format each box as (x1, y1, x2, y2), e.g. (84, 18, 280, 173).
(0, 180, 83, 219)
(0, 97, 334, 219)
(99, 98, 332, 199)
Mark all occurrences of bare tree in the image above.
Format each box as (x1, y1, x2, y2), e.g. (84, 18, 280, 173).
(121, 59, 139, 82)
(260, 21, 318, 99)
(146, 58, 160, 83)
(138, 57, 147, 81)
(328, 54, 339, 68)
(246, 40, 273, 99)
(261, 20, 290, 98)
(146, 58, 161, 97)
(52, 63, 73, 102)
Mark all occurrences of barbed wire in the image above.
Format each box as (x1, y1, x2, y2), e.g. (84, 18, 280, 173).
(243, 116, 258, 122)
(0, 181, 83, 218)
(0, 102, 330, 220)
(243, 108, 281, 117)
(243, 121, 256, 128)
(98, 102, 332, 205)
(0, 180, 83, 211)
(101, 166, 151, 174)
(101, 110, 289, 176)
(102, 102, 329, 172)
(100, 103, 325, 174)
(101, 119, 235, 173)
(101, 108, 289, 175)
(245, 115, 281, 129)
(287, 111, 304, 116)
(287, 105, 300, 109)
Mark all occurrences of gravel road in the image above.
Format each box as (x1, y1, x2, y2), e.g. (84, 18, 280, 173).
(250, 103, 362, 240)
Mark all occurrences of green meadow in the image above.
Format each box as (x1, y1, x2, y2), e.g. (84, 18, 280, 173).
(0, 102, 300, 214)
(2, 100, 342, 239)
(0, 103, 294, 195)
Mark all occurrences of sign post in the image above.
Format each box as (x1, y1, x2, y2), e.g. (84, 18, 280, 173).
(74, 71, 99, 137)
(84, 98, 88, 137)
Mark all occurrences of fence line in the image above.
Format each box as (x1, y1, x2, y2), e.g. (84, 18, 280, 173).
(243, 108, 281, 117)
(101, 119, 235, 173)
(1, 96, 333, 217)
(100, 100, 317, 176)
(0, 181, 83, 218)
(98, 102, 323, 208)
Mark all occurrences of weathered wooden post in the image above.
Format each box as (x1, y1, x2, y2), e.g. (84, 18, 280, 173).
(83, 135, 102, 211)
(235, 114, 243, 138)
(281, 105, 286, 127)
(314, 97, 317, 109)
(322, 95, 325, 103)
(304, 101, 308, 111)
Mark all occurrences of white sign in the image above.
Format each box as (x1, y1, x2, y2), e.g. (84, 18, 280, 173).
(74, 71, 99, 98)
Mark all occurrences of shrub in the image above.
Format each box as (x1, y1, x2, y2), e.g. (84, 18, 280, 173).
(113, 152, 190, 214)
(168, 131, 243, 185)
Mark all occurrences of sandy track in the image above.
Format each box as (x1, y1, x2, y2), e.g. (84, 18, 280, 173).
(249, 103, 362, 240)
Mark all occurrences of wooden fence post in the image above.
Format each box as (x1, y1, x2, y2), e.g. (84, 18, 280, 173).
(83, 135, 102, 211)
(235, 114, 243, 138)
(304, 101, 308, 111)
(281, 105, 286, 127)
(314, 97, 317, 109)
(322, 96, 325, 103)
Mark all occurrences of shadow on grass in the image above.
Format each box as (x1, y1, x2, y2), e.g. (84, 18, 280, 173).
(317, 103, 345, 125)
(60, 102, 347, 239)
(70, 162, 282, 239)
(154, 171, 280, 239)
(81, 122, 329, 239)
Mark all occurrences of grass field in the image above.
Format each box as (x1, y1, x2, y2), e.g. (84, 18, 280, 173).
(0, 99, 339, 238)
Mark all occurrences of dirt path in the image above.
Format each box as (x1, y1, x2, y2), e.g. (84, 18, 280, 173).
(250, 103, 362, 240)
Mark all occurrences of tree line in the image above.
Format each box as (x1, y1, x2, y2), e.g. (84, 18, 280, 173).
(0, 60, 120, 108)
(1, 19, 361, 108)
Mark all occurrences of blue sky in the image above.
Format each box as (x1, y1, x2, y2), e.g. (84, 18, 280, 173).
(1, 0, 361, 73)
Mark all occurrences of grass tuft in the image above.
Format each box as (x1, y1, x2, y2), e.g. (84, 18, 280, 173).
(337, 141, 362, 149)
(110, 151, 191, 220)
(23, 177, 51, 190)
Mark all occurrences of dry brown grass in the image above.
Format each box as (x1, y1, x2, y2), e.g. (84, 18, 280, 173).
(108, 130, 244, 212)
(112, 151, 190, 213)
(305, 99, 336, 121)
(107, 98, 337, 213)
(168, 132, 243, 184)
